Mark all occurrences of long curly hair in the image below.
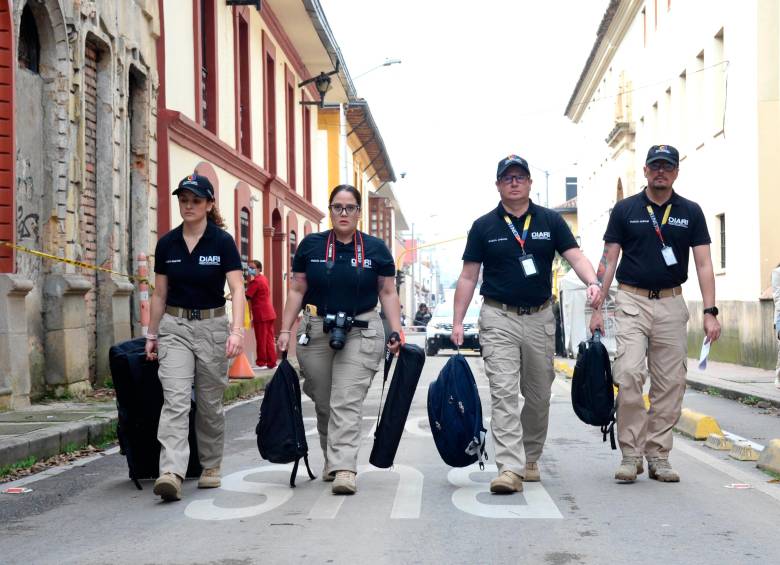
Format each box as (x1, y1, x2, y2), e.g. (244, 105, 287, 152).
(207, 205, 226, 228)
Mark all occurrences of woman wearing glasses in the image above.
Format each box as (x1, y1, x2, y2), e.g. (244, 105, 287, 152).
(277, 184, 402, 495)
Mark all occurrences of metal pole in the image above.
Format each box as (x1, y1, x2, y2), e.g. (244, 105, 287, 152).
(411, 223, 415, 312)
(545, 170, 550, 208)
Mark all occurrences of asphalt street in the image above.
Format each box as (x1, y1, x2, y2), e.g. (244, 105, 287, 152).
(2, 352, 780, 565)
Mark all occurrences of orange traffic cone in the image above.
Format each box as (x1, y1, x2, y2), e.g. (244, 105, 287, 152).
(229, 351, 255, 379)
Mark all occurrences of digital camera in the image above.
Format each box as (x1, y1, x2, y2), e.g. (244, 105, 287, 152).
(323, 312, 354, 350)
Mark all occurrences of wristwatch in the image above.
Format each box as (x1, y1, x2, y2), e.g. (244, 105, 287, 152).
(703, 306, 719, 317)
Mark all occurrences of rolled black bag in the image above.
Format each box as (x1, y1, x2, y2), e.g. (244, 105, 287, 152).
(369, 343, 426, 468)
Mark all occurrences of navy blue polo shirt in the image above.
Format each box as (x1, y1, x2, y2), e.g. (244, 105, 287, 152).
(604, 188, 710, 289)
(462, 201, 578, 307)
(154, 221, 243, 309)
(292, 230, 395, 315)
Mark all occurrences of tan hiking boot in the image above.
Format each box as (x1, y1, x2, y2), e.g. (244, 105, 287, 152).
(153, 472, 182, 501)
(490, 470, 523, 494)
(198, 467, 221, 489)
(647, 457, 680, 482)
(331, 470, 357, 494)
(522, 462, 541, 482)
(614, 456, 644, 482)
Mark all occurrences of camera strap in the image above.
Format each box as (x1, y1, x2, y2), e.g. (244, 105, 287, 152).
(323, 230, 365, 318)
(375, 346, 395, 425)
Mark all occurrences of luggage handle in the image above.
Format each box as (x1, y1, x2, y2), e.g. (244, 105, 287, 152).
(374, 347, 396, 430)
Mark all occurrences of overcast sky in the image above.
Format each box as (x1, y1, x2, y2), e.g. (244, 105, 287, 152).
(319, 0, 609, 283)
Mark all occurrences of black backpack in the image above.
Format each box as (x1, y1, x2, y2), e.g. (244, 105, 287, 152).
(427, 354, 487, 469)
(571, 330, 616, 449)
(255, 354, 315, 487)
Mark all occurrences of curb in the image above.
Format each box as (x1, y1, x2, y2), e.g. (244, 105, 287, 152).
(1, 372, 272, 472)
(674, 408, 723, 440)
(685, 377, 780, 409)
(757, 439, 780, 475)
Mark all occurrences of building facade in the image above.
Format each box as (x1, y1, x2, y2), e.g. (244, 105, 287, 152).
(565, 0, 780, 368)
(1, 0, 161, 408)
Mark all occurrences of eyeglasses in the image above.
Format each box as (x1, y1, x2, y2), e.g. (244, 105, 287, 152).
(648, 161, 677, 172)
(329, 204, 360, 216)
(499, 174, 530, 184)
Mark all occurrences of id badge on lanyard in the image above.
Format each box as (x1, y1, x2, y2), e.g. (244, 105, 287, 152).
(646, 204, 677, 267)
(503, 213, 538, 278)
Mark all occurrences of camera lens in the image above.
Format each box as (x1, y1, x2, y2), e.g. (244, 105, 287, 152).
(329, 327, 346, 350)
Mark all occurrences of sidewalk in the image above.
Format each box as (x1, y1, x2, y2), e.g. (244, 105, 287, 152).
(0, 368, 276, 472)
(554, 356, 780, 407)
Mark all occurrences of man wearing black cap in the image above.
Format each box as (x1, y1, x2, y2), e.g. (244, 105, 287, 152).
(590, 145, 721, 483)
(452, 154, 601, 494)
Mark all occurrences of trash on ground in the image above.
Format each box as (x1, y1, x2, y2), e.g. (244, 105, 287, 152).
(2, 487, 33, 494)
(723, 483, 752, 489)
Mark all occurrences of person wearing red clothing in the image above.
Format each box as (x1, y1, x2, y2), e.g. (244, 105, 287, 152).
(245, 260, 277, 369)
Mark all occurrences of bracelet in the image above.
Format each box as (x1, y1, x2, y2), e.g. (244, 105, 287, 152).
(279, 330, 292, 334)
(145, 334, 158, 341)
(230, 330, 244, 338)
(588, 282, 602, 288)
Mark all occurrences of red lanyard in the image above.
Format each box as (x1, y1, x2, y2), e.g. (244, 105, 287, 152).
(325, 231, 365, 270)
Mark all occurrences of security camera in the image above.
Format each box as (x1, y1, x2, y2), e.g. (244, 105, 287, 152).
(400, 172, 407, 179)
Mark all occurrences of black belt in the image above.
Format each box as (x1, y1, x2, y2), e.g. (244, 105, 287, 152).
(304, 304, 371, 328)
(165, 306, 226, 320)
(484, 297, 551, 315)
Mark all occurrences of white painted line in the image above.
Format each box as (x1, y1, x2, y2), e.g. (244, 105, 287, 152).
(448, 464, 563, 519)
(308, 485, 345, 519)
(675, 440, 780, 504)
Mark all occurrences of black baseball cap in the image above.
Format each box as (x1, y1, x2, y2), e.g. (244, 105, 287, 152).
(497, 154, 531, 179)
(172, 173, 215, 200)
(646, 144, 679, 167)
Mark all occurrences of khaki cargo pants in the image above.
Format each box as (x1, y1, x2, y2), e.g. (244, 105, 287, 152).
(613, 290, 689, 459)
(296, 310, 385, 475)
(479, 302, 557, 477)
(157, 313, 230, 478)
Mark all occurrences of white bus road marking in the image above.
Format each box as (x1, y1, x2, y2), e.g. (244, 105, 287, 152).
(308, 464, 423, 520)
(448, 464, 564, 519)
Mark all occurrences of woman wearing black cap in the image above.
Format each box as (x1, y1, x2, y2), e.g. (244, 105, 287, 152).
(145, 172, 245, 502)
(277, 184, 402, 495)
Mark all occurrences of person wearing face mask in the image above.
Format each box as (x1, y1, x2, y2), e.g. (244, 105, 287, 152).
(276, 184, 403, 495)
(590, 145, 721, 483)
(245, 260, 277, 369)
(145, 172, 245, 502)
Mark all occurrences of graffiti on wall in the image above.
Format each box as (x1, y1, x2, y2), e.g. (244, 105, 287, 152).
(15, 151, 43, 279)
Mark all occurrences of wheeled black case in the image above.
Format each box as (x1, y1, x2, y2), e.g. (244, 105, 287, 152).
(109, 337, 202, 489)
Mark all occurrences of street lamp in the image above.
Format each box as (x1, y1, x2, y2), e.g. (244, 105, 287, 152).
(353, 58, 402, 80)
(298, 61, 341, 108)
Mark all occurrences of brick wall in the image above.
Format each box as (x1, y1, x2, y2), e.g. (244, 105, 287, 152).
(82, 41, 99, 380)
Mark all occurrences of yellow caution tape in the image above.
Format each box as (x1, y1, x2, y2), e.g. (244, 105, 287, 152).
(0, 240, 152, 286)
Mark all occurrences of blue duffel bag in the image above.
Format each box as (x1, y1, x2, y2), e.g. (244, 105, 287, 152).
(427, 354, 487, 468)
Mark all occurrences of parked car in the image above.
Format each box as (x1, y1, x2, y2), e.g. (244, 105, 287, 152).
(425, 300, 481, 356)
